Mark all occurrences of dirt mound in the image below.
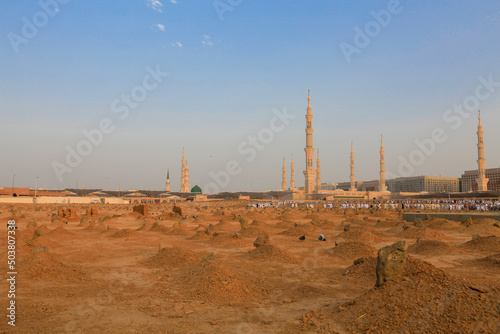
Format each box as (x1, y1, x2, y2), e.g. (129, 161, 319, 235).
(238, 227, 268, 238)
(47, 225, 73, 237)
(166, 223, 191, 236)
(149, 223, 171, 234)
(144, 247, 201, 268)
(336, 228, 382, 244)
(426, 218, 463, 230)
(136, 221, 153, 231)
(207, 233, 248, 248)
(397, 227, 451, 241)
(178, 257, 259, 303)
(408, 240, 462, 256)
(32, 235, 60, 249)
(461, 236, 500, 253)
(19, 251, 87, 282)
(462, 223, 500, 236)
(340, 257, 378, 286)
(250, 220, 270, 229)
(327, 256, 499, 333)
(474, 218, 500, 225)
(188, 231, 211, 240)
(246, 244, 298, 263)
(213, 220, 237, 232)
(274, 220, 294, 229)
(279, 224, 322, 237)
(376, 219, 402, 228)
(328, 242, 377, 261)
(110, 229, 140, 238)
(474, 253, 500, 267)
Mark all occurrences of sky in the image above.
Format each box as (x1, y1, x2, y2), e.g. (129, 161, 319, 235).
(1, 0, 499, 193)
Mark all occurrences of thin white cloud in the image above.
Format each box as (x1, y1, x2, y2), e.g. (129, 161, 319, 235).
(170, 0, 178, 3)
(171, 41, 183, 48)
(147, 0, 163, 12)
(202, 35, 214, 46)
(156, 24, 166, 31)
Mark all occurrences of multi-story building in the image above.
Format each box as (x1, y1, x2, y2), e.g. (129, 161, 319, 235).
(461, 168, 500, 192)
(387, 176, 459, 193)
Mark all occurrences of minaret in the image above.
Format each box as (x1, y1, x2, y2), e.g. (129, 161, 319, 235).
(316, 150, 322, 192)
(281, 157, 287, 191)
(350, 142, 356, 191)
(378, 135, 387, 191)
(186, 161, 190, 191)
(290, 154, 295, 190)
(476, 111, 489, 191)
(180, 148, 186, 192)
(165, 169, 171, 192)
(303, 90, 316, 194)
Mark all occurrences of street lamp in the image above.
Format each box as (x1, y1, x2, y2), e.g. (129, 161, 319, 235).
(35, 177, 39, 198)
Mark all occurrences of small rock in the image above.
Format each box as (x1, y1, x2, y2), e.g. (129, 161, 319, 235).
(403, 224, 411, 230)
(344, 224, 351, 232)
(318, 234, 326, 241)
(33, 246, 48, 253)
(253, 235, 270, 248)
(233, 233, 242, 239)
(299, 235, 306, 241)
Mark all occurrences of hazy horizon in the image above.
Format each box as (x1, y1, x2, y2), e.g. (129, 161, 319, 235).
(2, 1, 499, 193)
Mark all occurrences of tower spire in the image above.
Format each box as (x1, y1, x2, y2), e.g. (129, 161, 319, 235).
(316, 149, 321, 192)
(476, 110, 489, 191)
(350, 142, 356, 191)
(303, 90, 316, 194)
(290, 154, 295, 190)
(281, 156, 286, 191)
(166, 169, 171, 192)
(379, 135, 387, 191)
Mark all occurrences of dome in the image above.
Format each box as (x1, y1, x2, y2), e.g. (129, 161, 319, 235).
(191, 185, 202, 194)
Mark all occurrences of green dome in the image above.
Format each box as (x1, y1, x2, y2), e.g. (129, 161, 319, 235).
(191, 185, 202, 194)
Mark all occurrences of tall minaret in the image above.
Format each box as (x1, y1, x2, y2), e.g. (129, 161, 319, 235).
(290, 154, 295, 190)
(184, 161, 190, 192)
(303, 90, 316, 194)
(180, 148, 186, 192)
(378, 135, 387, 192)
(476, 111, 489, 191)
(350, 142, 356, 191)
(281, 157, 287, 191)
(166, 169, 171, 192)
(316, 150, 322, 192)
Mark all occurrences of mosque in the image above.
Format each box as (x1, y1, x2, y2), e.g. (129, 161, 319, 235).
(163, 91, 492, 199)
(278, 91, 492, 200)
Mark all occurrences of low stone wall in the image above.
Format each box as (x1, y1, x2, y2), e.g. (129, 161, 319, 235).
(403, 212, 500, 223)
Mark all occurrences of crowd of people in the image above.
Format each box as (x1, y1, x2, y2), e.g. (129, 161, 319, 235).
(248, 199, 500, 212)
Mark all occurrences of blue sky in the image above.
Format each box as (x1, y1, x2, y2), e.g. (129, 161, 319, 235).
(1, 0, 499, 192)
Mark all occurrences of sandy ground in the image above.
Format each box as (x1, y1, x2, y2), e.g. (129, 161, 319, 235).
(0, 202, 499, 333)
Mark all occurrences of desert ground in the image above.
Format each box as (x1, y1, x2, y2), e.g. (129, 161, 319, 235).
(1, 201, 499, 333)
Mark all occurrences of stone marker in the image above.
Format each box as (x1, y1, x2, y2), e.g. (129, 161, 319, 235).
(375, 240, 407, 287)
(253, 235, 270, 248)
(32, 228, 44, 240)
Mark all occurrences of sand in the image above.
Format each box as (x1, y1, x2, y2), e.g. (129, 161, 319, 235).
(1, 202, 498, 333)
